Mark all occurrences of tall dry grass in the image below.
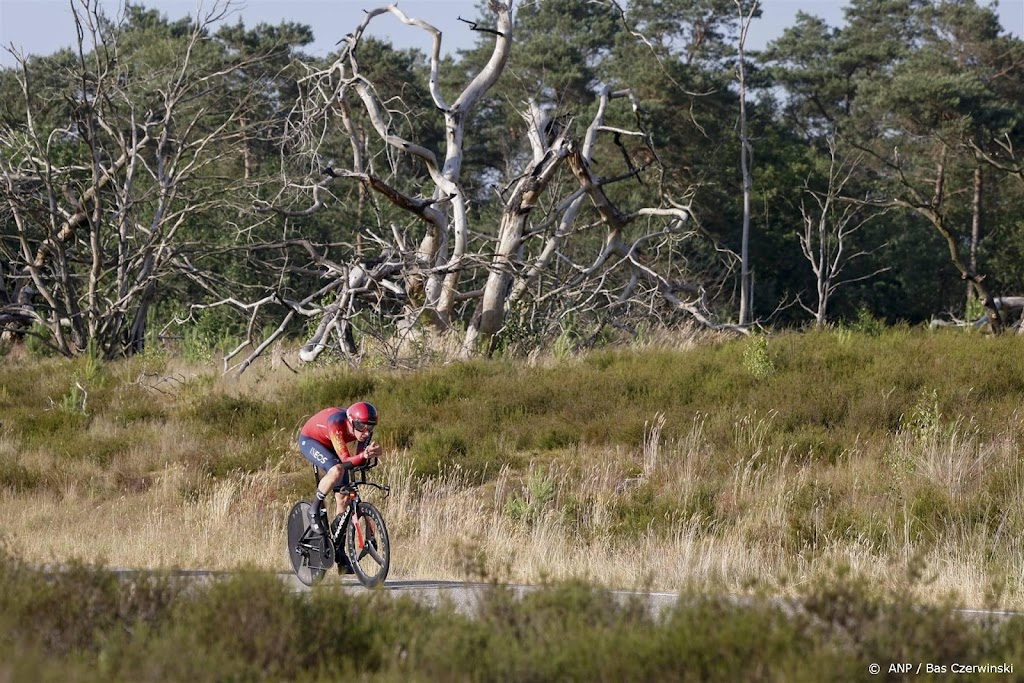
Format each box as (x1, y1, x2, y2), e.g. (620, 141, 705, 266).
(4, 408, 1021, 609)
(2, 467, 283, 570)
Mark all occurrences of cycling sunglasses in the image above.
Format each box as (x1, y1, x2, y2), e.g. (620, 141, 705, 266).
(352, 420, 376, 433)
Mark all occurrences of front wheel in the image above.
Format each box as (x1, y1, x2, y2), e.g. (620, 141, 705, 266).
(344, 501, 390, 588)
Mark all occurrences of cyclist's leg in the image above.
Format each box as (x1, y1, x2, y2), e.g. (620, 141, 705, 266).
(331, 466, 353, 517)
(298, 436, 343, 529)
(331, 469, 355, 572)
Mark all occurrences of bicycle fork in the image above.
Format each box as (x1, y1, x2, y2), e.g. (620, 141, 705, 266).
(337, 491, 365, 551)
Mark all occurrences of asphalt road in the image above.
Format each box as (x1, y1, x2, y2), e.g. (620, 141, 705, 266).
(101, 568, 1022, 621)
(281, 574, 684, 615)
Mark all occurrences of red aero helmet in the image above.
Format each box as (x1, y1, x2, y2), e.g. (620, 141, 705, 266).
(347, 401, 378, 429)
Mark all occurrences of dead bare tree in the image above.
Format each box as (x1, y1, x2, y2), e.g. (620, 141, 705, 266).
(0, 0, 279, 357)
(797, 136, 888, 326)
(735, 0, 757, 326)
(216, 1, 741, 373)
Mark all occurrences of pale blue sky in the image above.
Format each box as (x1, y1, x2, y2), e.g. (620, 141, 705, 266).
(1, 0, 1022, 67)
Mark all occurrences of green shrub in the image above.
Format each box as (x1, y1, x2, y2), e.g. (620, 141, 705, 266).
(10, 407, 89, 448)
(107, 390, 167, 425)
(778, 425, 845, 464)
(24, 322, 56, 358)
(742, 335, 776, 380)
(0, 547, 183, 658)
(903, 387, 942, 438)
(59, 382, 89, 416)
(411, 428, 470, 478)
(67, 431, 135, 467)
(412, 376, 454, 405)
(3, 547, 1024, 682)
(847, 307, 886, 336)
(181, 393, 278, 439)
(684, 484, 721, 532)
(908, 484, 955, 545)
(783, 482, 887, 553)
(505, 468, 556, 526)
(290, 372, 376, 416)
(609, 484, 688, 539)
(536, 426, 577, 450)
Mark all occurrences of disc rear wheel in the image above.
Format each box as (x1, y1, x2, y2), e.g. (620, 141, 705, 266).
(287, 501, 334, 586)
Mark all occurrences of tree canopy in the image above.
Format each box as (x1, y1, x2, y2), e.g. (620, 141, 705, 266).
(2, 0, 1022, 367)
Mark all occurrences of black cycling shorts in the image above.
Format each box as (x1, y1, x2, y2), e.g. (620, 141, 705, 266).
(297, 436, 351, 489)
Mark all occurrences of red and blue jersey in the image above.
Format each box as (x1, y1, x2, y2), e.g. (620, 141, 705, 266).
(300, 407, 368, 467)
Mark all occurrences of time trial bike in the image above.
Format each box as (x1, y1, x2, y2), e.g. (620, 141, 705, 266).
(287, 459, 391, 588)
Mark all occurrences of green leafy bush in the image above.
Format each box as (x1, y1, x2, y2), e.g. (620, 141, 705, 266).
(743, 335, 776, 380)
(289, 372, 377, 417)
(505, 468, 556, 526)
(24, 322, 56, 358)
(411, 427, 471, 478)
(4, 547, 1022, 682)
(181, 393, 278, 439)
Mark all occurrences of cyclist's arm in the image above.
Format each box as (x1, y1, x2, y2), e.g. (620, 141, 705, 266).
(327, 418, 366, 468)
(342, 446, 369, 469)
(347, 438, 381, 468)
(330, 441, 365, 468)
(337, 438, 377, 468)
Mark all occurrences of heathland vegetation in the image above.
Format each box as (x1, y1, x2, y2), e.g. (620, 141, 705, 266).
(2, 548, 1023, 682)
(3, 326, 1024, 678)
(2, 326, 1023, 602)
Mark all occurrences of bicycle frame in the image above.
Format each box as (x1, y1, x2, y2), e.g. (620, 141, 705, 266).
(311, 461, 391, 550)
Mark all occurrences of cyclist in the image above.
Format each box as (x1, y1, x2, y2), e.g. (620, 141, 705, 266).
(298, 401, 382, 533)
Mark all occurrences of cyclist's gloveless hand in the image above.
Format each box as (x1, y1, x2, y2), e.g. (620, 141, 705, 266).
(363, 442, 382, 459)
